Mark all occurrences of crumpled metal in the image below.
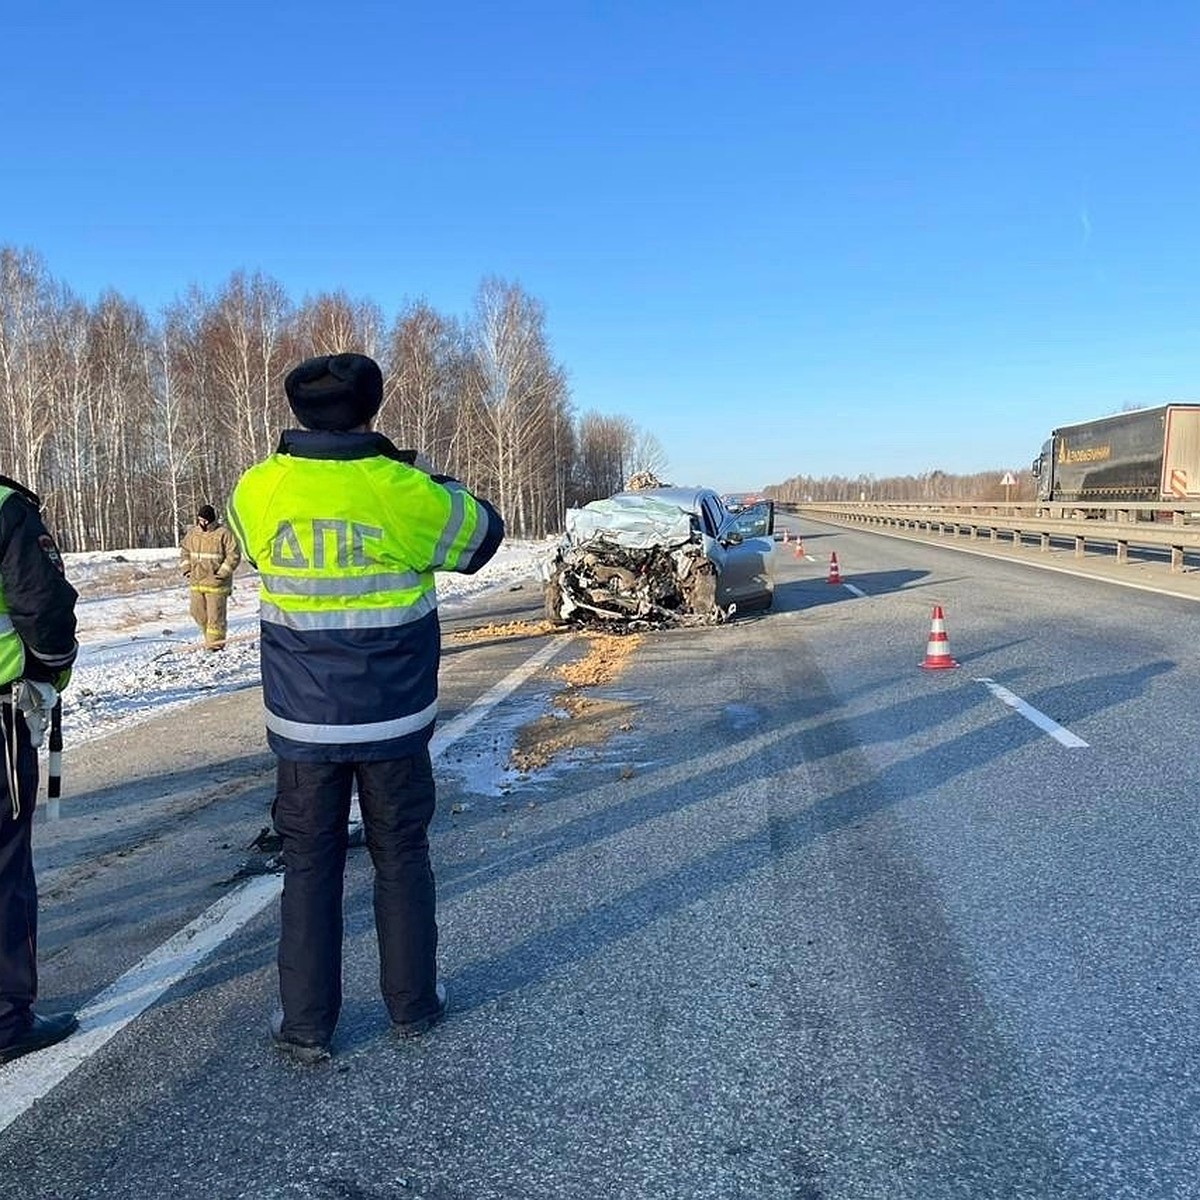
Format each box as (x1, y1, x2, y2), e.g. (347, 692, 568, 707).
(543, 535, 729, 629)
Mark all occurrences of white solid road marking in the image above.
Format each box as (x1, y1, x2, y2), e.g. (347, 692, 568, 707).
(0, 872, 281, 1131)
(0, 633, 573, 1133)
(843, 583, 867, 597)
(975, 677, 1089, 748)
(429, 637, 565, 756)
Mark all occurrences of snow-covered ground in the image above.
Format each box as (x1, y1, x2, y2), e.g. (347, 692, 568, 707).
(62, 538, 558, 746)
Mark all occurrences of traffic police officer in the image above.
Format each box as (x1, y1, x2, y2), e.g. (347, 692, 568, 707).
(0, 475, 79, 1064)
(228, 353, 504, 1062)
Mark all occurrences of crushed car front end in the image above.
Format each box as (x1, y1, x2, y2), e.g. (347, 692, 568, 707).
(542, 491, 768, 629)
(542, 495, 726, 628)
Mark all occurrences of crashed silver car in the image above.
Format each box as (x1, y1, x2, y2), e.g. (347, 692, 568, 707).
(542, 486, 776, 628)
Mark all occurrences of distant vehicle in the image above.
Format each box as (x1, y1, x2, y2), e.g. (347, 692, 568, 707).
(1032, 405, 1200, 511)
(543, 487, 776, 628)
(721, 491, 764, 513)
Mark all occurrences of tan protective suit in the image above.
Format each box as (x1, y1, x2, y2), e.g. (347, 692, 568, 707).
(180, 521, 241, 649)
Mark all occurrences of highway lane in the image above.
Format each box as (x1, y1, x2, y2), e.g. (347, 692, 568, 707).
(1, 539, 1196, 1198)
(772, 519, 1199, 1196)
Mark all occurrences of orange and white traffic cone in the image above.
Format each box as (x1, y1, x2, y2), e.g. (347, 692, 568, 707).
(793, 538, 806, 560)
(826, 551, 841, 583)
(781, 528, 790, 543)
(919, 605, 959, 670)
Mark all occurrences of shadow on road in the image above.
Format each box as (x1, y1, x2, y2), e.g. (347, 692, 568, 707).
(771, 569, 932, 610)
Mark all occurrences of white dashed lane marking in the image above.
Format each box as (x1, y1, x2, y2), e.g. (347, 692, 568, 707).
(976, 677, 1089, 748)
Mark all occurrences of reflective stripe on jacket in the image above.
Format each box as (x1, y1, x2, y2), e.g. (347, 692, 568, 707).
(228, 429, 504, 761)
(180, 523, 241, 594)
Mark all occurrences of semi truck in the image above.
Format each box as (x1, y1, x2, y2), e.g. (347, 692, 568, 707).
(1032, 404, 1200, 512)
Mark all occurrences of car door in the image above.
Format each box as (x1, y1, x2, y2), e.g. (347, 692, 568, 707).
(703, 494, 772, 609)
(736, 502, 777, 608)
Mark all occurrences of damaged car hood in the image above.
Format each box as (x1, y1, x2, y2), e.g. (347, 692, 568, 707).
(564, 495, 696, 549)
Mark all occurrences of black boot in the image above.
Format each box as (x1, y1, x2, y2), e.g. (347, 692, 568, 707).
(0, 1012, 79, 1064)
(269, 1011, 331, 1064)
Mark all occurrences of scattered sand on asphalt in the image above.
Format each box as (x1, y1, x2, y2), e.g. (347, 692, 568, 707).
(449, 619, 559, 642)
(511, 631, 643, 771)
(554, 630, 642, 687)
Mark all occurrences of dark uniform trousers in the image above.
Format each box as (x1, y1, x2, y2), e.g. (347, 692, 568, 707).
(273, 749, 440, 1043)
(0, 706, 39, 1044)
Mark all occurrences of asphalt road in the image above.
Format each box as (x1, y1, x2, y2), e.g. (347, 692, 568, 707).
(2, 533, 1197, 1199)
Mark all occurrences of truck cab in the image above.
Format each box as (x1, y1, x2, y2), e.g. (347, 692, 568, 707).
(1032, 438, 1054, 502)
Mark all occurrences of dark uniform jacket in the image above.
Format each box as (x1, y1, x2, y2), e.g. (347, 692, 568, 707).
(0, 475, 78, 691)
(228, 431, 504, 762)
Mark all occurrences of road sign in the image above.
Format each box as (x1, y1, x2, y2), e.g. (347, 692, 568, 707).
(1000, 471, 1017, 486)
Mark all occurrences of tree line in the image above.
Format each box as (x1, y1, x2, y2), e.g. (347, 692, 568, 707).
(766, 467, 1037, 504)
(0, 246, 662, 551)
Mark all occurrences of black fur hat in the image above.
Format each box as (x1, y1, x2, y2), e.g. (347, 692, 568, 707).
(284, 353, 383, 432)
(196, 504, 217, 523)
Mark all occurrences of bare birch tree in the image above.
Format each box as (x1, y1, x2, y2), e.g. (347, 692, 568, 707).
(83, 292, 158, 546)
(575, 412, 636, 502)
(0, 248, 60, 489)
(382, 302, 467, 468)
(468, 278, 572, 536)
(295, 291, 384, 360)
(155, 320, 202, 540)
(630, 429, 668, 480)
(43, 295, 92, 549)
(203, 271, 295, 477)
(161, 287, 226, 523)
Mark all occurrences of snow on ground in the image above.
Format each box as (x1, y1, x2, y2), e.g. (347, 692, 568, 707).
(62, 538, 559, 747)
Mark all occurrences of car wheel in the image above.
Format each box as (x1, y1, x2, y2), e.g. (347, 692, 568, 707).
(544, 581, 567, 625)
(685, 566, 718, 616)
(739, 591, 774, 614)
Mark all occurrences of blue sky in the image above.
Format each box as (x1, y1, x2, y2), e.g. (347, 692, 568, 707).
(5, 1, 1199, 491)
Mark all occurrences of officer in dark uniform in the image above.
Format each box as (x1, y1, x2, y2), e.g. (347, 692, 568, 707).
(0, 475, 80, 1064)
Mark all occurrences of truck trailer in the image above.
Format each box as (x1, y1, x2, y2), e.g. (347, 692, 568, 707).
(1032, 405, 1200, 511)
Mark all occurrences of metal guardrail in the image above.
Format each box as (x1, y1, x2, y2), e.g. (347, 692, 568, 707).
(780, 500, 1200, 572)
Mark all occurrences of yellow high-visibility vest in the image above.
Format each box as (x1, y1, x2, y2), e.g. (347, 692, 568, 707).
(228, 433, 499, 759)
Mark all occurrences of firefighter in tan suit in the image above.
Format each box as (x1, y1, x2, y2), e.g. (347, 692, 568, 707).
(180, 504, 241, 650)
